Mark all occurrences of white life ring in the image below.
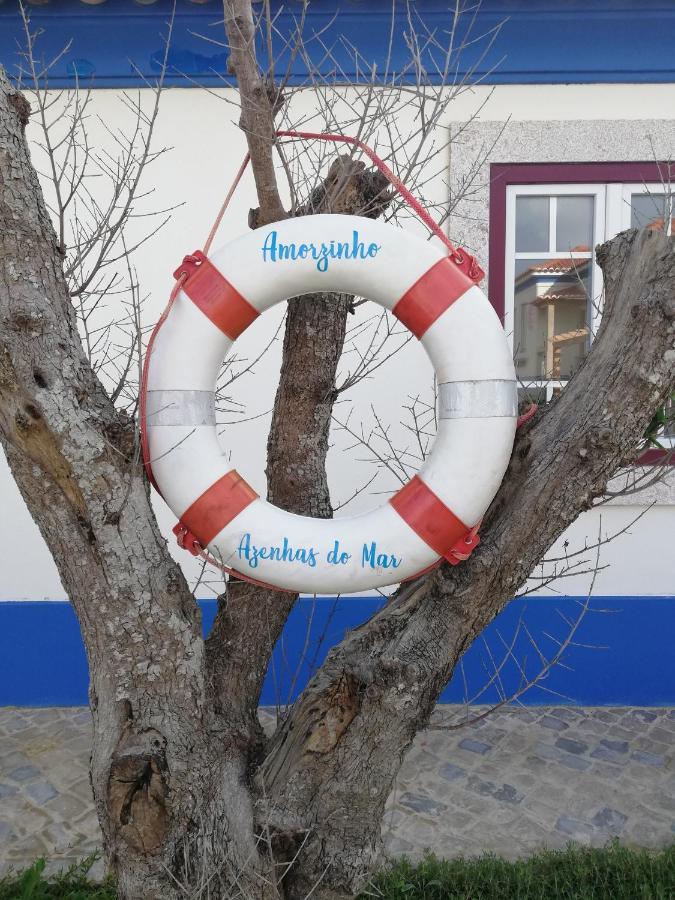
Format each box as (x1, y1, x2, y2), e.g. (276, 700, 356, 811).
(145, 214, 516, 594)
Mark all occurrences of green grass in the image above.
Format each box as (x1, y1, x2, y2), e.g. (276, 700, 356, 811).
(1, 844, 673, 899)
(0, 857, 115, 900)
(362, 843, 675, 899)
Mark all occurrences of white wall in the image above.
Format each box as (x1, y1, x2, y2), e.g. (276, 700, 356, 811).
(1, 83, 673, 600)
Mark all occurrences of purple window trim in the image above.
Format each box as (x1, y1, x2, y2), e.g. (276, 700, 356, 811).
(488, 161, 674, 466)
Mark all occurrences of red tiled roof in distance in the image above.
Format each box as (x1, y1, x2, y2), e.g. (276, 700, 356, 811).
(516, 253, 591, 284)
(535, 283, 588, 304)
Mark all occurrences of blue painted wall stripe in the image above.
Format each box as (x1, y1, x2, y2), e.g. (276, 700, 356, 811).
(1, 2, 674, 87)
(1, 596, 673, 708)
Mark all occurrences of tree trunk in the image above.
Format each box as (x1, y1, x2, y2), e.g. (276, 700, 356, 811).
(259, 225, 675, 899)
(205, 157, 390, 736)
(1, 66, 395, 899)
(0, 69, 278, 900)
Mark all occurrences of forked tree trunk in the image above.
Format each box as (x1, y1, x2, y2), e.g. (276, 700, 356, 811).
(2, 52, 674, 900)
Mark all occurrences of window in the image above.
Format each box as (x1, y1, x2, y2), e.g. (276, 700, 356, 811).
(622, 185, 674, 235)
(665, 397, 675, 442)
(505, 186, 603, 387)
(490, 163, 674, 456)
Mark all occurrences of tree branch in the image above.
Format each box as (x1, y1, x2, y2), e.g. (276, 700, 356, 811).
(0, 68, 274, 898)
(223, 0, 286, 225)
(205, 156, 391, 735)
(258, 227, 675, 898)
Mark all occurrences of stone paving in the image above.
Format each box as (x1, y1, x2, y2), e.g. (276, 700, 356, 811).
(0, 706, 673, 877)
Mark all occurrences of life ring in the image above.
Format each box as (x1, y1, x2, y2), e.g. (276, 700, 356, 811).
(144, 214, 516, 594)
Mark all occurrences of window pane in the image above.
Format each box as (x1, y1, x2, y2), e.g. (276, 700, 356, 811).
(665, 396, 674, 440)
(514, 256, 591, 381)
(630, 192, 673, 232)
(517, 386, 548, 408)
(555, 195, 594, 252)
(515, 196, 549, 252)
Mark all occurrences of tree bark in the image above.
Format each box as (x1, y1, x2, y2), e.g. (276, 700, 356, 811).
(223, 0, 286, 226)
(258, 226, 675, 898)
(1, 63, 396, 898)
(0, 70, 278, 900)
(259, 230, 675, 900)
(206, 157, 390, 742)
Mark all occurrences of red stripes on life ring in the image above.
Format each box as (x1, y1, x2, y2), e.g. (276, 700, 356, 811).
(392, 256, 473, 338)
(174, 251, 259, 340)
(389, 475, 479, 564)
(172, 469, 258, 555)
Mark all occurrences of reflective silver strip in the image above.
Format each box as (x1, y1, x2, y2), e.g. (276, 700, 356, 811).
(145, 390, 216, 426)
(438, 380, 518, 419)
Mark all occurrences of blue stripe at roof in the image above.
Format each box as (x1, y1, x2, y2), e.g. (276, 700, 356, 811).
(1, 1, 674, 87)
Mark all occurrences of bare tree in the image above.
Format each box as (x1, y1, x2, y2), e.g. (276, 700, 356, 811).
(0, 2, 674, 899)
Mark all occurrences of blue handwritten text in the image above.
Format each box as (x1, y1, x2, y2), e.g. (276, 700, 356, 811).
(261, 230, 380, 272)
(361, 542, 402, 570)
(327, 540, 352, 565)
(237, 533, 318, 569)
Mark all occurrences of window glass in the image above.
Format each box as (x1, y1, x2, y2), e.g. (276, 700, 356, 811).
(507, 181, 673, 439)
(665, 396, 675, 440)
(517, 386, 548, 409)
(556, 195, 594, 252)
(515, 196, 549, 252)
(513, 256, 591, 381)
(630, 192, 674, 233)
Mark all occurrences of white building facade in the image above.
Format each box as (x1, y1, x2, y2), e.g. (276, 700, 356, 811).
(0, 0, 673, 706)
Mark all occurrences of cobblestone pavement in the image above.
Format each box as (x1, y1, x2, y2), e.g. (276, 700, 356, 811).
(0, 706, 673, 876)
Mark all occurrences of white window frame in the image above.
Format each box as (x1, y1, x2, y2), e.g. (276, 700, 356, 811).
(613, 182, 674, 236)
(609, 183, 673, 447)
(505, 181, 674, 445)
(505, 183, 605, 397)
